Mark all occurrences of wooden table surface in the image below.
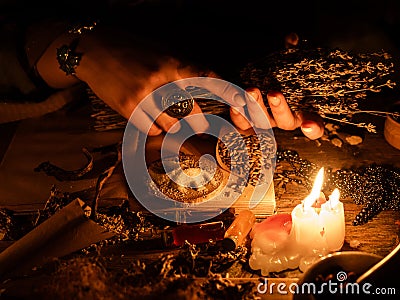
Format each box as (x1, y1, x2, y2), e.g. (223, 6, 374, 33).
(0, 105, 399, 299)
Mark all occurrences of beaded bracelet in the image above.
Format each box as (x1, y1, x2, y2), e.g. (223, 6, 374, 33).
(56, 20, 98, 76)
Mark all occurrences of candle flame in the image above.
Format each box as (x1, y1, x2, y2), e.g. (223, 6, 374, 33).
(303, 167, 324, 210)
(329, 188, 340, 209)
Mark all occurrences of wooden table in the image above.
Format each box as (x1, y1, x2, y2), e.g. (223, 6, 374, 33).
(0, 104, 399, 299)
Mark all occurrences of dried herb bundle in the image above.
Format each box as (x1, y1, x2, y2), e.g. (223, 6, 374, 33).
(240, 46, 398, 132)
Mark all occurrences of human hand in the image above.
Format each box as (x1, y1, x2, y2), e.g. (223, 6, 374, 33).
(158, 77, 323, 140)
(35, 26, 323, 139)
(229, 88, 325, 140)
(34, 26, 216, 136)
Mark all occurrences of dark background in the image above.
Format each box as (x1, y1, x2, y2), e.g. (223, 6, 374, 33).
(114, 0, 400, 83)
(1, 0, 400, 80)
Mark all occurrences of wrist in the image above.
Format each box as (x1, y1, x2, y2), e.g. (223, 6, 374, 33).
(33, 20, 98, 89)
(72, 25, 123, 84)
(35, 31, 82, 88)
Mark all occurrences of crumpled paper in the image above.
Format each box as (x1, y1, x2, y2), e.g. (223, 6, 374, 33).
(0, 198, 114, 278)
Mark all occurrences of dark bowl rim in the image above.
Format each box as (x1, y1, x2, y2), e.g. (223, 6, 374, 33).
(297, 251, 383, 284)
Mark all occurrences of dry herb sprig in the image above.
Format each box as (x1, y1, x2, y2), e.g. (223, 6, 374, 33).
(240, 46, 397, 132)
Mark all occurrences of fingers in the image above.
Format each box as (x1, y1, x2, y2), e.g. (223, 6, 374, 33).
(175, 76, 255, 132)
(230, 89, 272, 131)
(153, 101, 209, 134)
(174, 77, 247, 107)
(298, 112, 325, 140)
(129, 105, 163, 136)
(176, 100, 210, 133)
(267, 91, 300, 130)
(154, 113, 181, 133)
(126, 70, 324, 139)
(230, 106, 251, 130)
(137, 91, 181, 134)
(245, 88, 273, 129)
(267, 90, 324, 140)
(234, 88, 324, 140)
(140, 85, 209, 135)
(148, 123, 163, 136)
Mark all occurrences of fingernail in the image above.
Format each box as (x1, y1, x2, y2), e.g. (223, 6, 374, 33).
(247, 92, 257, 102)
(301, 125, 313, 133)
(168, 123, 181, 134)
(269, 95, 281, 107)
(231, 107, 240, 115)
(233, 94, 246, 106)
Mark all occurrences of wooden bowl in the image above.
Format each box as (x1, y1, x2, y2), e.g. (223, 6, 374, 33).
(384, 116, 400, 150)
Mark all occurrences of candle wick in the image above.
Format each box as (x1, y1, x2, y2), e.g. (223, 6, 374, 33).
(302, 202, 310, 213)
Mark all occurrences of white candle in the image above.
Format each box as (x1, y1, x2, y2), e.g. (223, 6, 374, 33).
(291, 168, 346, 254)
(291, 168, 327, 251)
(320, 188, 345, 251)
(249, 167, 346, 274)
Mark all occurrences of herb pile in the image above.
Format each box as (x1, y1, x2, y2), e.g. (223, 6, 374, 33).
(38, 241, 254, 299)
(0, 185, 256, 299)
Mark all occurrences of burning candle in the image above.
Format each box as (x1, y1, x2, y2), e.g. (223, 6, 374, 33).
(249, 167, 346, 275)
(291, 167, 345, 264)
(291, 168, 328, 251)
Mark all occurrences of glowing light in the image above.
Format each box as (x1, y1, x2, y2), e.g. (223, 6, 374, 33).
(303, 167, 324, 211)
